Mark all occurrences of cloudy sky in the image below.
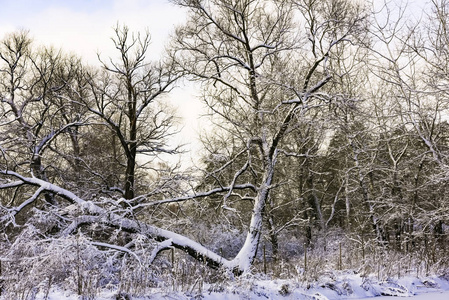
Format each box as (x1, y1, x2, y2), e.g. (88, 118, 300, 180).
(0, 0, 186, 62)
(0, 0, 204, 166)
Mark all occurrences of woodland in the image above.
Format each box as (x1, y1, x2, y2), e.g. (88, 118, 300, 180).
(1, 0, 449, 298)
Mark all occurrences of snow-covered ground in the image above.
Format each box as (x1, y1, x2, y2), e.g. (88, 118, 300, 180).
(11, 272, 449, 300)
(371, 291, 449, 300)
(28, 290, 449, 300)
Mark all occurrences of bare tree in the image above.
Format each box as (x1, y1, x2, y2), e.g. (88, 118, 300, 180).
(0, 31, 87, 204)
(80, 25, 182, 200)
(170, 0, 367, 270)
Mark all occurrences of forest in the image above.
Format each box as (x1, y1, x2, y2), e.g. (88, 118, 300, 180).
(1, 0, 449, 299)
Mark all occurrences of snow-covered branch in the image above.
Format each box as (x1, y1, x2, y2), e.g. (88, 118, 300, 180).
(91, 241, 142, 266)
(0, 180, 24, 189)
(0, 170, 246, 272)
(131, 183, 256, 209)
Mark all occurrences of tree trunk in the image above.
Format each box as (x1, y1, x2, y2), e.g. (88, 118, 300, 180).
(266, 197, 279, 261)
(124, 81, 137, 200)
(307, 173, 325, 231)
(124, 152, 136, 200)
(232, 157, 274, 272)
(31, 154, 56, 205)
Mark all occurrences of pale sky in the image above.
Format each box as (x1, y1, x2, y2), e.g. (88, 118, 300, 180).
(0, 0, 186, 62)
(0, 0, 204, 167)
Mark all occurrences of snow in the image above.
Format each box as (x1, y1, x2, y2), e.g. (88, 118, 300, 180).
(371, 291, 449, 300)
(8, 273, 449, 300)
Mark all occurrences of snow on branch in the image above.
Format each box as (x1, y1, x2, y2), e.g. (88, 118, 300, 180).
(0, 180, 24, 189)
(0, 185, 45, 226)
(0, 169, 239, 272)
(132, 183, 256, 209)
(91, 241, 142, 266)
(222, 161, 250, 209)
(148, 239, 173, 265)
(33, 120, 86, 155)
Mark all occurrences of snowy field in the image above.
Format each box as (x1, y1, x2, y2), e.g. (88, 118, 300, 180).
(371, 291, 449, 300)
(7, 273, 449, 300)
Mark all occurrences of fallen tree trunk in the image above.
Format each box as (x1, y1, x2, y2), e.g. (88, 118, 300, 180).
(0, 170, 257, 274)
